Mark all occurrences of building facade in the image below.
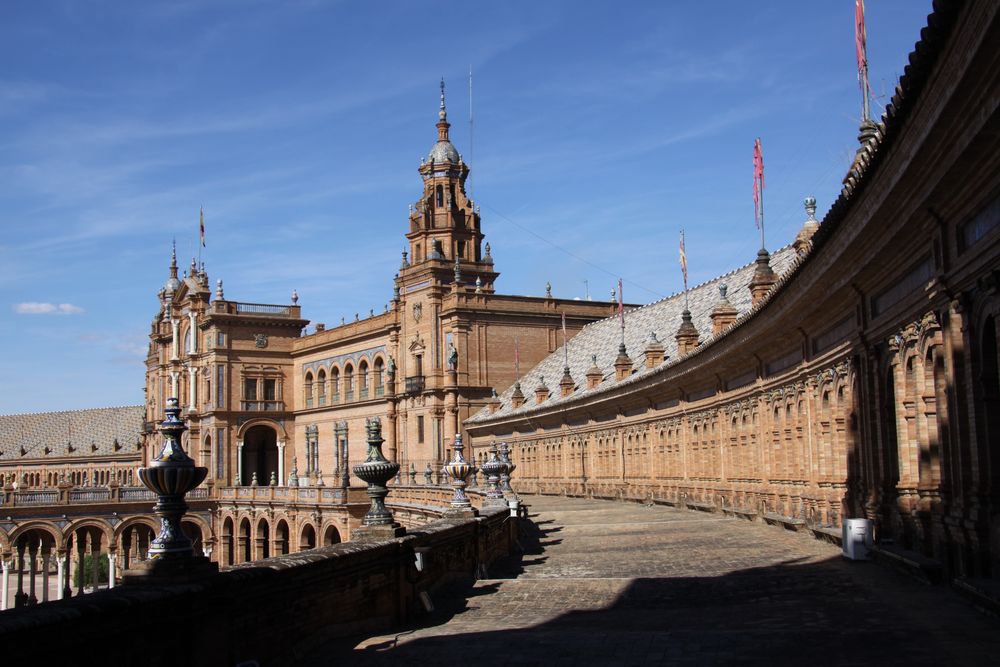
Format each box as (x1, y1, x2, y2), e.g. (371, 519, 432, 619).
(466, 0, 1000, 579)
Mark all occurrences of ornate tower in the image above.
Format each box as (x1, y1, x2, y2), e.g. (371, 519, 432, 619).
(401, 79, 498, 291)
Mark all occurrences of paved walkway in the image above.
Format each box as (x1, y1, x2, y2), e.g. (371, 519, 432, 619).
(311, 495, 1000, 666)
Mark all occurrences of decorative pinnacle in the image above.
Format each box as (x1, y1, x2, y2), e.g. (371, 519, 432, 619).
(291, 289, 299, 305)
(804, 196, 818, 221)
(169, 240, 178, 277)
(439, 77, 447, 121)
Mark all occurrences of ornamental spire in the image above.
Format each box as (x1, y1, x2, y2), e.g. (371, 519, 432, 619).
(437, 78, 450, 142)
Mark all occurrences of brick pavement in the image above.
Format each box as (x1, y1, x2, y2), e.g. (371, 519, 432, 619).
(304, 495, 1000, 666)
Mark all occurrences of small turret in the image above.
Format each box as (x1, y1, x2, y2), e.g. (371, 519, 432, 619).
(675, 309, 700, 356)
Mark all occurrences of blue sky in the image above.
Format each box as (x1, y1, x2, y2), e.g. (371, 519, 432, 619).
(0, 1, 932, 414)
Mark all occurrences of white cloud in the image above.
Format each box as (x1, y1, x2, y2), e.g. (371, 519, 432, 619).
(14, 302, 85, 315)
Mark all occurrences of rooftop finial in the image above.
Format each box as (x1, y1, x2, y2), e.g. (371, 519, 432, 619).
(439, 77, 447, 121)
(170, 239, 178, 275)
(804, 196, 817, 222)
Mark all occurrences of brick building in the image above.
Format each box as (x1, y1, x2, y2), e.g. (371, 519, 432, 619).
(466, 0, 1000, 579)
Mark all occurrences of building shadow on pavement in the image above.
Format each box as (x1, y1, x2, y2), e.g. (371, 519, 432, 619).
(307, 514, 1000, 667)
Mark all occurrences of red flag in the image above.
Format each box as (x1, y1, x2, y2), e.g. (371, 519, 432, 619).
(855, 0, 868, 82)
(753, 138, 764, 229)
(199, 207, 206, 247)
(679, 230, 688, 289)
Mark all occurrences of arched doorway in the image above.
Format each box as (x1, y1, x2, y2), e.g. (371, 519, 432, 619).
(66, 526, 108, 600)
(181, 521, 204, 556)
(275, 520, 290, 555)
(222, 518, 235, 566)
(300, 524, 316, 551)
(11, 528, 58, 607)
(238, 518, 252, 564)
(242, 425, 279, 487)
(119, 521, 156, 571)
(323, 525, 341, 546)
(255, 519, 270, 560)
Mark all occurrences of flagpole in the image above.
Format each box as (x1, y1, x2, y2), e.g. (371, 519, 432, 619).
(618, 278, 625, 348)
(759, 172, 765, 250)
(857, 0, 872, 124)
(680, 229, 689, 311)
(562, 312, 569, 369)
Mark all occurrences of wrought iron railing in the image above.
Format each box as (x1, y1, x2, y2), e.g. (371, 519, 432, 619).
(234, 302, 293, 316)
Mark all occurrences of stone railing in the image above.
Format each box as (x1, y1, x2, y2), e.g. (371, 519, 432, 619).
(1, 485, 215, 508)
(0, 505, 518, 666)
(69, 488, 111, 503)
(119, 487, 157, 502)
(12, 490, 59, 507)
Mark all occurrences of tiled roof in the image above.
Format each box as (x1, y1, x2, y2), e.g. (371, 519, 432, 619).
(470, 246, 798, 422)
(469, 0, 968, 425)
(0, 406, 144, 460)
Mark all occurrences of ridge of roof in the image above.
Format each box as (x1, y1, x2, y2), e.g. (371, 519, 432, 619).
(467, 0, 964, 427)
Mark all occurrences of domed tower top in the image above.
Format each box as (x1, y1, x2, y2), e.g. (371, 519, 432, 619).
(428, 78, 460, 164)
(402, 79, 498, 292)
(163, 240, 181, 295)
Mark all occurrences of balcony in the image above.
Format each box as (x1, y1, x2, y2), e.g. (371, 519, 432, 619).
(405, 376, 425, 394)
(241, 401, 285, 412)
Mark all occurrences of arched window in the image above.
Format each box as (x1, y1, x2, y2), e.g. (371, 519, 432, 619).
(344, 364, 354, 400)
(304, 372, 314, 408)
(436, 185, 443, 208)
(359, 360, 369, 398)
(317, 369, 327, 406)
(374, 358, 385, 396)
(331, 366, 340, 402)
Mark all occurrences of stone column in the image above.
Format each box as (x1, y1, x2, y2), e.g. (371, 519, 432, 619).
(187, 365, 198, 411)
(41, 551, 50, 602)
(56, 553, 65, 600)
(1, 558, 9, 610)
(171, 320, 180, 360)
(107, 550, 116, 589)
(385, 405, 398, 462)
(170, 371, 180, 398)
(188, 312, 198, 355)
(277, 440, 286, 485)
(235, 439, 244, 485)
(27, 540, 38, 605)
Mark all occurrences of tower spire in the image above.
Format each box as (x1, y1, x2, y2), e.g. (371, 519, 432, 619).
(437, 78, 450, 142)
(169, 239, 178, 279)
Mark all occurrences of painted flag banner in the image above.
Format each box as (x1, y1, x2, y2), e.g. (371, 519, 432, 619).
(200, 207, 206, 247)
(753, 138, 764, 229)
(856, 0, 868, 84)
(679, 229, 688, 290)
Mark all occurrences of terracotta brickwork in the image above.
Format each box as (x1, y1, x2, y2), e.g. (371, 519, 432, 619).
(467, 0, 1000, 579)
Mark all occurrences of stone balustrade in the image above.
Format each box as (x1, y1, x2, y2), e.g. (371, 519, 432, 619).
(0, 504, 518, 667)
